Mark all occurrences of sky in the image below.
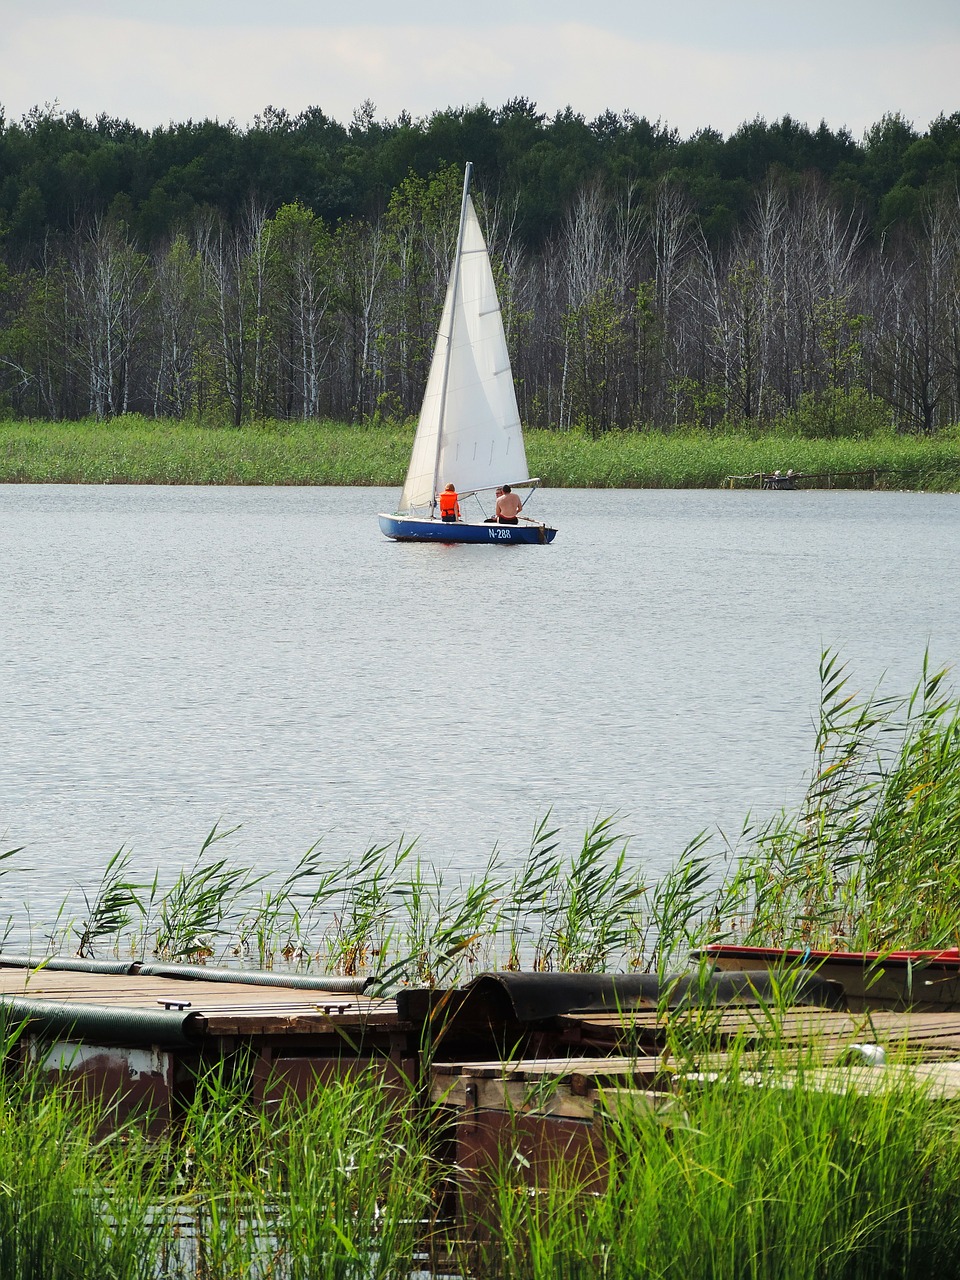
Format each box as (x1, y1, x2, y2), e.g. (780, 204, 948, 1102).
(2, 0, 958, 140)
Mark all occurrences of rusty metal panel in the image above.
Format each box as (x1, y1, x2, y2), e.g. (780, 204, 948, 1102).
(254, 1052, 415, 1106)
(29, 1038, 186, 1130)
(454, 1108, 608, 1234)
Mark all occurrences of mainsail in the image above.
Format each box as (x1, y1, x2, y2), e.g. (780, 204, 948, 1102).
(398, 169, 531, 514)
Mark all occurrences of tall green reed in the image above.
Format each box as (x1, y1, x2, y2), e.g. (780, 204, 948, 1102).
(718, 651, 960, 953)
(174, 1062, 438, 1280)
(6, 1008, 960, 1279)
(0, 1044, 439, 1280)
(3, 417, 960, 488)
(465, 1036, 960, 1280)
(0, 1045, 169, 1279)
(75, 846, 144, 958)
(16, 651, 960, 982)
(495, 815, 562, 970)
(151, 823, 264, 961)
(532, 815, 643, 972)
(321, 838, 415, 977)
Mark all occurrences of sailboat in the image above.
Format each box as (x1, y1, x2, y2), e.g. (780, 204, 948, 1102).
(378, 164, 557, 545)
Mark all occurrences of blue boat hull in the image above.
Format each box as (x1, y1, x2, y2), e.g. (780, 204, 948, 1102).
(379, 514, 557, 545)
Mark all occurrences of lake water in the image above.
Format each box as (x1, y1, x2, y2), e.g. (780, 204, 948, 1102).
(2, 484, 959, 937)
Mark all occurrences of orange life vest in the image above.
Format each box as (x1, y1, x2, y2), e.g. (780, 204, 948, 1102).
(438, 490, 459, 518)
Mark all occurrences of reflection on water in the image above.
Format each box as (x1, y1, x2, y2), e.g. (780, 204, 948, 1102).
(2, 483, 959, 935)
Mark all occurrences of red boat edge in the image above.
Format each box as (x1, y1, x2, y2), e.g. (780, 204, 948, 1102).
(697, 943, 960, 969)
(694, 943, 960, 1011)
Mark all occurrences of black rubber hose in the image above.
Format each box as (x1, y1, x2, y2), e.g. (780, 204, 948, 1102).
(0, 996, 201, 1046)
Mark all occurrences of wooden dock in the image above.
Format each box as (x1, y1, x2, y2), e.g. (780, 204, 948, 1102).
(8, 957, 960, 1206)
(554, 1005, 960, 1057)
(427, 1004, 960, 1211)
(724, 468, 890, 490)
(0, 960, 412, 1125)
(0, 965, 398, 1036)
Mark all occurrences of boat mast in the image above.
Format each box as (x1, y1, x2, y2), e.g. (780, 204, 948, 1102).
(430, 161, 473, 516)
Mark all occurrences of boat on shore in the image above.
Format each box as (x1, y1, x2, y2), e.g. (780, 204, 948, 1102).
(696, 943, 960, 1011)
(379, 163, 556, 546)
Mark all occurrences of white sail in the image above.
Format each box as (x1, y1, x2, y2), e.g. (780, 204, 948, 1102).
(398, 189, 530, 514)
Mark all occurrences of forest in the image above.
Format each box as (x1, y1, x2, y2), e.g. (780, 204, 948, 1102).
(0, 100, 959, 432)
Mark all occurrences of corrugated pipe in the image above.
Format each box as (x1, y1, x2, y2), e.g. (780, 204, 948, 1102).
(0, 955, 139, 975)
(135, 962, 370, 993)
(0, 996, 201, 1046)
(0, 953, 371, 993)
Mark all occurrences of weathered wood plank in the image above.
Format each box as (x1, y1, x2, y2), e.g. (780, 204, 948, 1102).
(0, 967, 400, 1038)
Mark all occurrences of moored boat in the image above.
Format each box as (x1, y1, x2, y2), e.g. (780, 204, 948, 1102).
(696, 943, 960, 1011)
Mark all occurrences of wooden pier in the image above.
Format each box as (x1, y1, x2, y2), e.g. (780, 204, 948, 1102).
(7, 956, 960, 1209)
(0, 959, 411, 1126)
(724, 468, 890, 490)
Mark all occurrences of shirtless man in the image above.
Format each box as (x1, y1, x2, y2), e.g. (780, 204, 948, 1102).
(496, 481, 527, 522)
(483, 487, 504, 523)
(495, 484, 523, 524)
(496, 483, 527, 524)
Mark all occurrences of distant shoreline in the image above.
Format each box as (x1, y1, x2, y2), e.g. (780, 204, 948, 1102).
(2, 418, 959, 490)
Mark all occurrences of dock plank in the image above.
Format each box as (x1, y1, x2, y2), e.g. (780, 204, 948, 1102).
(0, 967, 399, 1036)
(559, 1006, 960, 1058)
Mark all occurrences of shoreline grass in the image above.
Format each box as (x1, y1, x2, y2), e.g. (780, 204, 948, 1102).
(3, 416, 960, 489)
(4, 1031, 960, 1279)
(6, 654, 960, 1275)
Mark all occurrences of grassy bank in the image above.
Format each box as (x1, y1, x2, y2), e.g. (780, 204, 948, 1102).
(3, 1033, 960, 1279)
(3, 416, 960, 488)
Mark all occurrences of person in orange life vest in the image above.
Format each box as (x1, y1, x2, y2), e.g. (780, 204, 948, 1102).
(495, 484, 522, 524)
(438, 482, 460, 522)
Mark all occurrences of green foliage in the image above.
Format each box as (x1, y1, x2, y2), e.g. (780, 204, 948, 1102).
(563, 278, 632, 433)
(781, 387, 893, 439)
(669, 376, 729, 429)
(3, 419, 960, 488)
(0, 1068, 166, 1279)
(0, 1054, 436, 1280)
(535, 815, 642, 971)
(151, 822, 264, 961)
(712, 653, 960, 953)
(0, 103, 945, 254)
(2, 1023, 960, 1279)
(2, 122, 960, 429)
(75, 847, 143, 958)
(472, 1066, 960, 1280)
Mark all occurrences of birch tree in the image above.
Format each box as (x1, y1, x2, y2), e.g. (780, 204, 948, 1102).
(266, 202, 336, 419)
(151, 234, 203, 418)
(69, 220, 149, 417)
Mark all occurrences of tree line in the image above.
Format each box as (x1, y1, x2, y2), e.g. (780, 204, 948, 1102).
(1, 101, 959, 431)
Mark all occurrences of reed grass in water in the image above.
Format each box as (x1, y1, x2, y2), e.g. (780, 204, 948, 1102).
(3, 1033, 960, 1279)
(9, 651, 960, 977)
(3, 416, 960, 488)
(6, 653, 960, 1277)
(468, 1053, 960, 1280)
